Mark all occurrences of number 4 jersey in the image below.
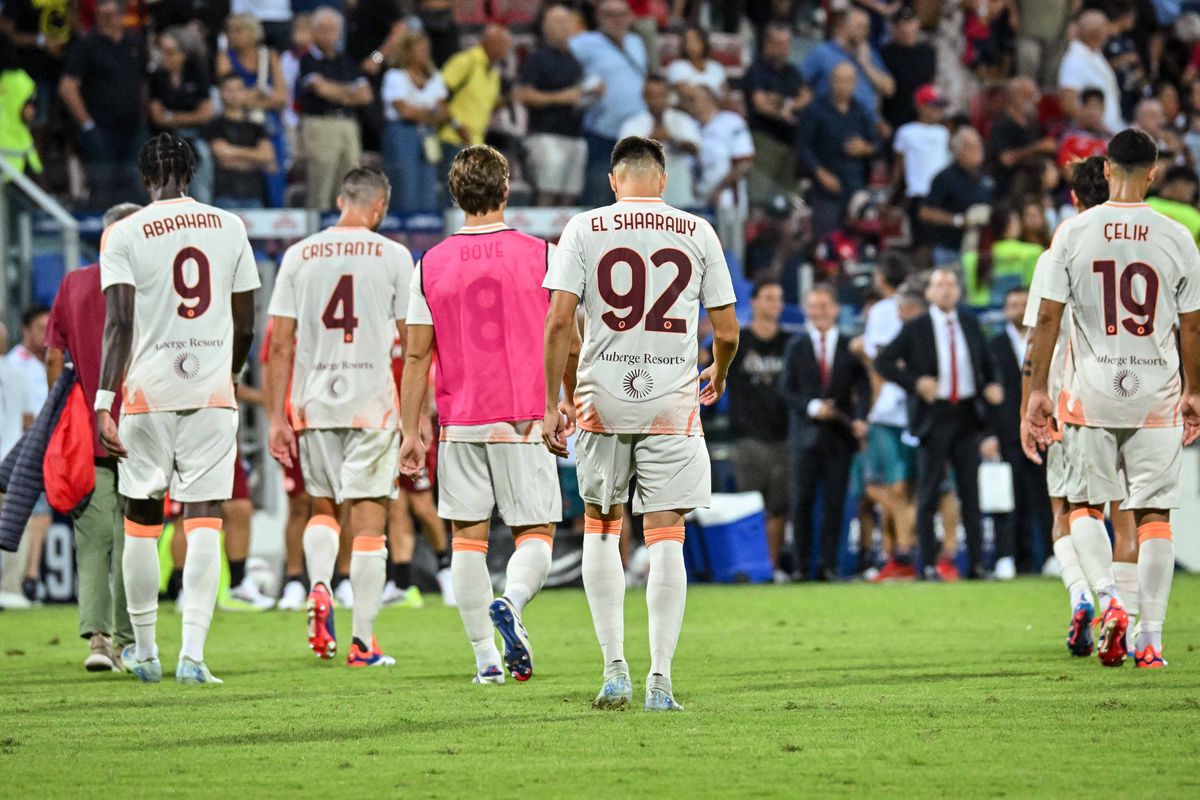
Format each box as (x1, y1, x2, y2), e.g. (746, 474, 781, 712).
(1041, 200, 1200, 428)
(100, 198, 260, 414)
(269, 225, 414, 430)
(545, 197, 737, 435)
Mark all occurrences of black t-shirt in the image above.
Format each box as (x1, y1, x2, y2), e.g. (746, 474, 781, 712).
(741, 57, 805, 144)
(346, 0, 403, 62)
(2, 0, 72, 82)
(986, 112, 1039, 193)
(726, 327, 792, 441)
(62, 31, 145, 134)
(880, 41, 936, 128)
(148, 63, 211, 128)
(924, 163, 995, 250)
(298, 49, 367, 116)
(518, 45, 584, 136)
(205, 115, 267, 202)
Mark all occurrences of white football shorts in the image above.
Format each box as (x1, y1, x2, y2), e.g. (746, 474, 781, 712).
(1061, 424, 1182, 510)
(437, 441, 561, 526)
(576, 431, 711, 514)
(117, 408, 237, 502)
(1045, 440, 1069, 499)
(299, 428, 399, 503)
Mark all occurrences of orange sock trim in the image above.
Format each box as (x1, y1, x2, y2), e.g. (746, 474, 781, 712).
(1068, 508, 1104, 524)
(452, 538, 489, 553)
(515, 532, 554, 548)
(1137, 522, 1172, 543)
(352, 534, 387, 552)
(584, 517, 622, 534)
(124, 520, 163, 539)
(644, 526, 686, 546)
(307, 514, 340, 532)
(182, 517, 222, 535)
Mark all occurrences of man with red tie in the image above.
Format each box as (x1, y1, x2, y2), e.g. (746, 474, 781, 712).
(779, 284, 871, 582)
(875, 269, 1004, 581)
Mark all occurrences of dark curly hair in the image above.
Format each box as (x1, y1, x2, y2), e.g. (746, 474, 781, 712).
(138, 132, 196, 191)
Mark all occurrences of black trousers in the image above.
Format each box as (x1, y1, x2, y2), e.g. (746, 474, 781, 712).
(996, 443, 1052, 572)
(915, 401, 984, 573)
(790, 428, 855, 578)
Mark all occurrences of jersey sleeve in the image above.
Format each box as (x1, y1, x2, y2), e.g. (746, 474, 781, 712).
(231, 222, 262, 293)
(99, 224, 134, 291)
(393, 244, 415, 322)
(1176, 235, 1200, 314)
(267, 247, 298, 318)
(699, 222, 737, 308)
(543, 217, 587, 298)
(45, 276, 71, 351)
(1023, 252, 1051, 327)
(1039, 226, 1071, 304)
(406, 260, 434, 326)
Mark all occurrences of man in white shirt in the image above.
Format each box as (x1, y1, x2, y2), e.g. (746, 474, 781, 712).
(1058, 10, 1124, 135)
(619, 75, 701, 209)
(689, 84, 755, 257)
(0, 323, 28, 462)
(892, 85, 951, 204)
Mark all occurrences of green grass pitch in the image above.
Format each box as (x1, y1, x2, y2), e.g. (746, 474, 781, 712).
(3, 578, 1200, 798)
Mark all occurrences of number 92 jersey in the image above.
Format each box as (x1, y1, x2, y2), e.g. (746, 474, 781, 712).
(545, 198, 737, 435)
(1041, 201, 1200, 429)
(100, 199, 260, 414)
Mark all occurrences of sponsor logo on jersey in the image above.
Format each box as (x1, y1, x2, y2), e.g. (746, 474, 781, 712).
(1113, 369, 1141, 398)
(622, 369, 653, 399)
(173, 353, 200, 380)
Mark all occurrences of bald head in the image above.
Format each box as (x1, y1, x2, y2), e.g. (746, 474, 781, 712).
(481, 24, 512, 62)
(1007, 76, 1039, 114)
(1077, 10, 1110, 49)
(926, 268, 962, 311)
(836, 8, 870, 46)
(830, 61, 858, 104)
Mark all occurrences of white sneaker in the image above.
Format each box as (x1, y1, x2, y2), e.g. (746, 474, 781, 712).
(276, 580, 307, 611)
(436, 567, 455, 607)
(994, 556, 1017, 581)
(228, 579, 276, 611)
(772, 568, 792, 584)
(0, 591, 32, 609)
(1041, 556, 1061, 577)
(334, 579, 354, 609)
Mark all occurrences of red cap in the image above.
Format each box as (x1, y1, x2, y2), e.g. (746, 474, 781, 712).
(914, 84, 946, 107)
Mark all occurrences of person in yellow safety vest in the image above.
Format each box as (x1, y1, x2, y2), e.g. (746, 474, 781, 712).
(0, 34, 43, 178)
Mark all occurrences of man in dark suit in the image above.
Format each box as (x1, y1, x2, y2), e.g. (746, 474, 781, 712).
(780, 285, 871, 581)
(987, 287, 1052, 577)
(875, 269, 1003, 580)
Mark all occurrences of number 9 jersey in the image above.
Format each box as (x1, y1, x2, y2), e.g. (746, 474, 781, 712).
(545, 197, 737, 435)
(100, 198, 261, 414)
(1041, 200, 1200, 429)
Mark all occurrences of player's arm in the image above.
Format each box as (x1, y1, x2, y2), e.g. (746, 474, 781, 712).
(1179, 309, 1200, 445)
(700, 304, 739, 406)
(96, 284, 135, 458)
(399, 324, 434, 474)
(1020, 297, 1065, 463)
(264, 315, 297, 466)
(543, 290, 581, 458)
(231, 290, 256, 381)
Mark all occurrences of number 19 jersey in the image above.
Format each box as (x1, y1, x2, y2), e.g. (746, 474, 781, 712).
(269, 226, 414, 430)
(1041, 201, 1200, 428)
(100, 198, 260, 414)
(545, 197, 737, 435)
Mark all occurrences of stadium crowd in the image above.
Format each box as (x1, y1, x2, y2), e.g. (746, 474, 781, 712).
(3, 0, 1200, 633)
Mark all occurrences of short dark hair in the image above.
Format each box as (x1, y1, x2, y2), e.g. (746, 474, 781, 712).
(1107, 128, 1158, 171)
(139, 132, 196, 190)
(21, 305, 49, 329)
(611, 136, 665, 173)
(1162, 165, 1198, 187)
(807, 282, 838, 304)
(1070, 155, 1109, 209)
(877, 252, 912, 291)
(340, 166, 390, 205)
(1080, 87, 1105, 106)
(448, 144, 509, 215)
(750, 279, 782, 299)
(1005, 286, 1029, 302)
(683, 23, 711, 59)
(644, 72, 668, 87)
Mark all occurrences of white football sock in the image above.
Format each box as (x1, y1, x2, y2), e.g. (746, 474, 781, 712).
(1069, 509, 1120, 606)
(303, 515, 340, 589)
(350, 536, 387, 646)
(645, 528, 687, 681)
(1136, 524, 1174, 652)
(451, 540, 500, 671)
(504, 533, 552, 613)
(1053, 536, 1092, 611)
(123, 522, 162, 662)
(1113, 561, 1139, 619)
(583, 519, 626, 670)
(180, 520, 221, 663)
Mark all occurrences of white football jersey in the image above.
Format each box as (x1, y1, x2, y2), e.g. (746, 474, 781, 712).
(545, 197, 737, 435)
(1041, 201, 1200, 428)
(100, 198, 260, 414)
(1024, 250, 1072, 428)
(269, 226, 413, 430)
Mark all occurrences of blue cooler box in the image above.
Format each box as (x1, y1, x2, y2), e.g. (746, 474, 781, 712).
(683, 492, 773, 584)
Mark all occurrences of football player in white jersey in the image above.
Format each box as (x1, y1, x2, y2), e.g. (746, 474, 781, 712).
(1024, 130, 1200, 669)
(96, 133, 260, 685)
(543, 136, 740, 710)
(266, 168, 414, 667)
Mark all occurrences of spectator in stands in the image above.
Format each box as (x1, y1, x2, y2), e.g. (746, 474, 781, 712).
(725, 280, 792, 581)
(795, 62, 877, 238)
(986, 286, 1050, 578)
(1059, 10, 1124, 135)
(298, 6, 373, 211)
(0, 322, 27, 462)
(875, 269, 1002, 582)
(987, 77, 1057, 196)
(920, 127, 994, 267)
(216, 13, 290, 208)
(781, 284, 870, 582)
(880, 6, 937, 129)
(666, 24, 728, 102)
(517, 5, 588, 207)
(0, 32, 41, 177)
(742, 22, 809, 205)
(380, 31, 448, 212)
(1105, 0, 1151, 122)
(1148, 165, 1200, 240)
(800, 8, 894, 125)
(1057, 87, 1109, 172)
(44, 202, 141, 670)
(691, 84, 754, 245)
(206, 73, 276, 210)
(438, 25, 511, 196)
(1134, 97, 1187, 166)
(0, 0, 70, 161)
(417, 0, 461, 67)
(620, 75, 701, 209)
(231, 0, 293, 52)
(962, 201, 1045, 307)
(571, 0, 648, 206)
(59, 0, 146, 206)
(892, 85, 951, 228)
(1014, 0, 1071, 86)
(148, 28, 215, 204)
